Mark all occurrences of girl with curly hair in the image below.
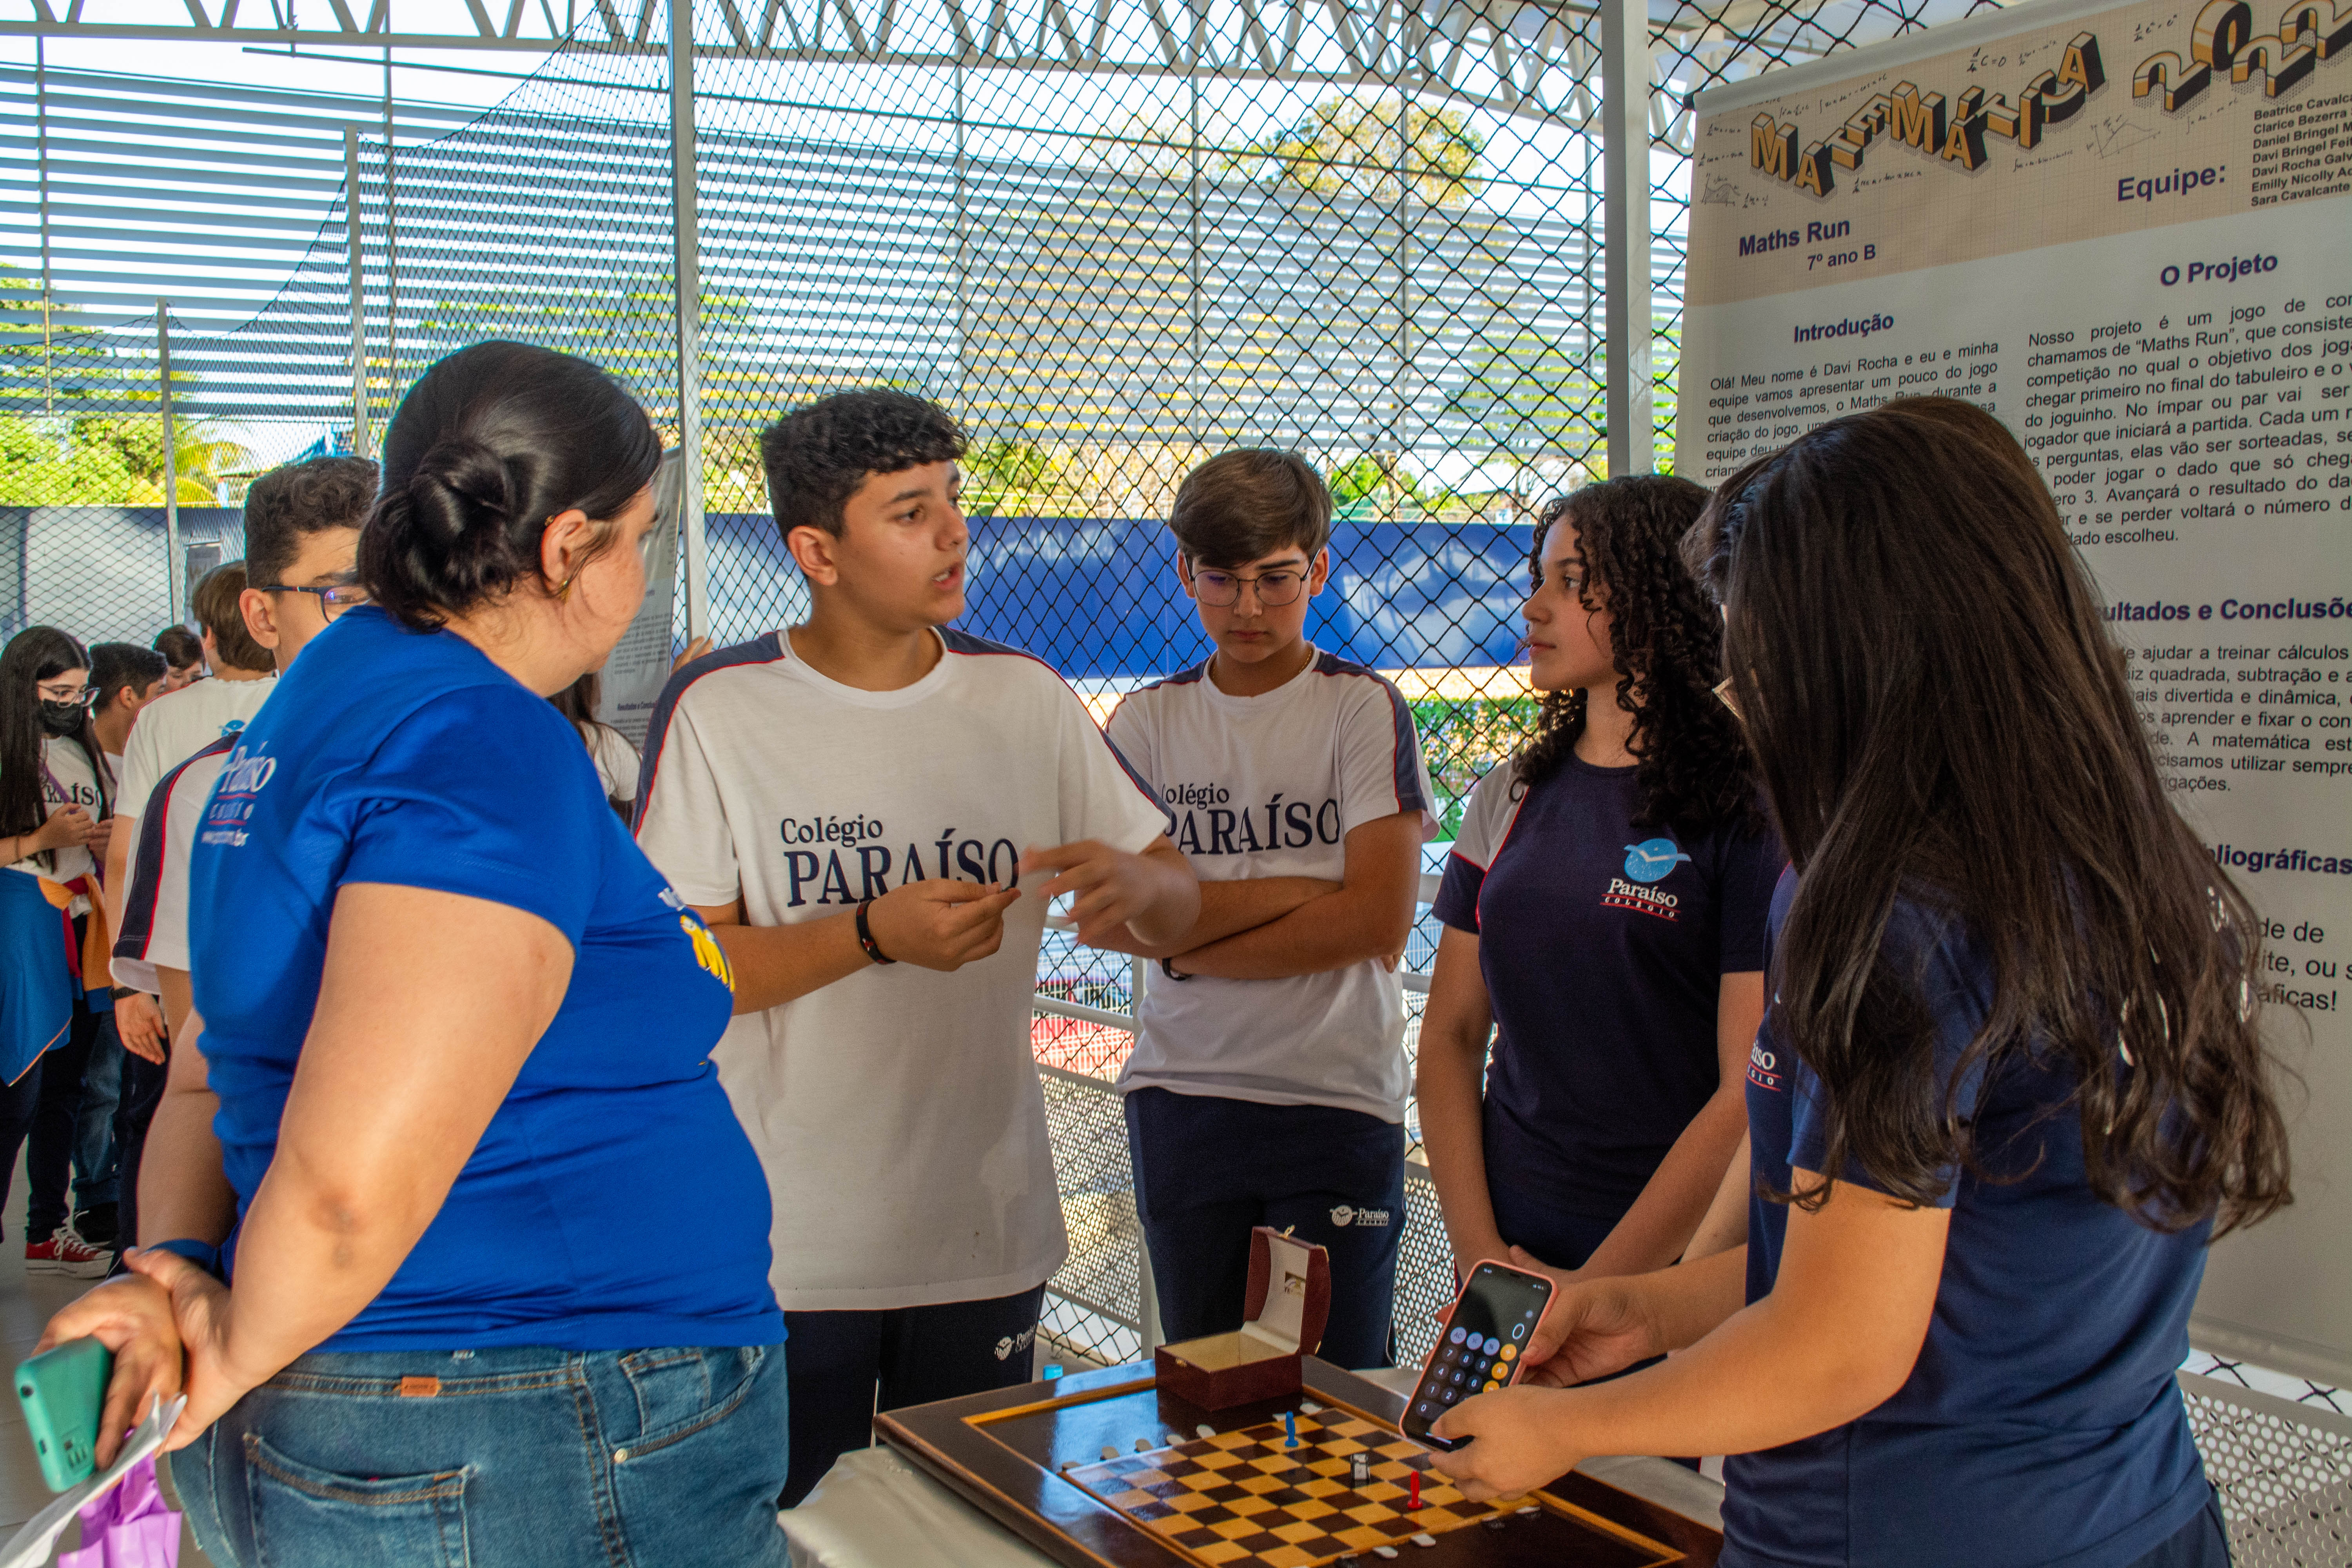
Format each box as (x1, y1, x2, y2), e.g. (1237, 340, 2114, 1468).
(1426, 403, 2286, 1568)
(1417, 475, 1780, 1290)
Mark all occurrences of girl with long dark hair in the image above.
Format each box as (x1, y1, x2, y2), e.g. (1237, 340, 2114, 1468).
(41, 341, 789, 1567)
(1428, 401, 2288, 1568)
(0, 626, 120, 1276)
(1417, 475, 1781, 1287)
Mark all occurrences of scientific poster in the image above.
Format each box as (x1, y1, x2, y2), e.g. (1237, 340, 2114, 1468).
(1677, 0, 2352, 1385)
(596, 449, 682, 750)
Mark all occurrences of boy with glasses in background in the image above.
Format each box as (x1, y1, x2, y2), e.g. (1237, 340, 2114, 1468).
(1094, 449, 1436, 1370)
(109, 456, 376, 1256)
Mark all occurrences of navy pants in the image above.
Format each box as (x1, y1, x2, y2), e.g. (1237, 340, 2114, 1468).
(2127, 1496, 2231, 1568)
(780, 1283, 1044, 1509)
(1125, 1087, 1405, 1372)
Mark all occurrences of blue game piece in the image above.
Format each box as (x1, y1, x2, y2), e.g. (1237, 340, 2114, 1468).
(1285, 1412, 1298, 1446)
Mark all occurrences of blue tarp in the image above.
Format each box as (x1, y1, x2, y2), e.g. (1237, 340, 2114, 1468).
(705, 513, 1531, 681)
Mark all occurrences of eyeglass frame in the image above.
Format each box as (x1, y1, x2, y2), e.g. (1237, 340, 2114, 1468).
(252, 581, 373, 620)
(1182, 561, 1316, 609)
(34, 680, 96, 707)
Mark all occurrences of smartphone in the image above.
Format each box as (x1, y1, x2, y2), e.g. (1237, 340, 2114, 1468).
(16, 1337, 112, 1491)
(1399, 1260, 1555, 1452)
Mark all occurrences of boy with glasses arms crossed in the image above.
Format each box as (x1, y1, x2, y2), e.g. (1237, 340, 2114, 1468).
(1095, 450, 1436, 1370)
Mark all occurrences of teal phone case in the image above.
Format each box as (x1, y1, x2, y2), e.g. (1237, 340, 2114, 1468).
(16, 1336, 113, 1491)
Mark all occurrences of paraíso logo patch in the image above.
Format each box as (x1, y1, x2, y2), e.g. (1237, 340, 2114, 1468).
(1621, 838, 1691, 884)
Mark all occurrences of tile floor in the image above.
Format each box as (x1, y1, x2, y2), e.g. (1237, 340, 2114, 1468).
(0, 1152, 213, 1566)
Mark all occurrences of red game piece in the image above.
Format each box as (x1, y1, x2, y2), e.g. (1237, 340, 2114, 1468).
(1409, 1470, 1422, 1510)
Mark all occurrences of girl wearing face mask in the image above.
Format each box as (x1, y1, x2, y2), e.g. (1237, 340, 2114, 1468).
(0, 626, 120, 1277)
(1417, 477, 1782, 1296)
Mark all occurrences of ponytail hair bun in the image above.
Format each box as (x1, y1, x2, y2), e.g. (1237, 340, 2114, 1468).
(360, 341, 662, 629)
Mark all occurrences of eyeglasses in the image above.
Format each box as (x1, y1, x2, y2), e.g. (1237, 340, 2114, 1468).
(256, 582, 372, 621)
(35, 682, 93, 706)
(1190, 567, 1308, 608)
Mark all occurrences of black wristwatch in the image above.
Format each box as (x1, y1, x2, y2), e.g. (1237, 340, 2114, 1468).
(108, 985, 140, 1001)
(1160, 956, 1192, 982)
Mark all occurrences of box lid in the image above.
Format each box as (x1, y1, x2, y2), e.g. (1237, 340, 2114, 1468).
(1240, 1225, 1330, 1357)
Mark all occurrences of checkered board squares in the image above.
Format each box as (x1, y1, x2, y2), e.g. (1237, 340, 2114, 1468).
(1061, 1410, 1523, 1568)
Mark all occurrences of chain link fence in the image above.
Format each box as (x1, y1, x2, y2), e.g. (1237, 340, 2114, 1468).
(4, 0, 2347, 1528)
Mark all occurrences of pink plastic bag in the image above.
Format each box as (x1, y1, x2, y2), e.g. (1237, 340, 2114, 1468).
(56, 1455, 178, 1568)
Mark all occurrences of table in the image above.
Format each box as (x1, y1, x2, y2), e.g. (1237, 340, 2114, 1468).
(780, 1367, 1725, 1568)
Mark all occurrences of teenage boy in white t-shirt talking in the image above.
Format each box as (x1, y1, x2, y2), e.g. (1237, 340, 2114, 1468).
(634, 389, 1198, 1506)
(1098, 451, 1436, 1370)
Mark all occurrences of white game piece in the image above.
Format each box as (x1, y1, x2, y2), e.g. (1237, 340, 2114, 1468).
(1374, 1548, 1400, 1561)
(1134, 1437, 1151, 1453)
(1196, 1424, 1215, 1439)
(1301, 1399, 1324, 1415)
(1412, 1533, 1437, 1547)
(1165, 1434, 1183, 1447)
(1515, 1504, 1540, 1515)
(1101, 1445, 1117, 1461)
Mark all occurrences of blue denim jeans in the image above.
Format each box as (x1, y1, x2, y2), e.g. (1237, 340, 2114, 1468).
(70, 1016, 121, 1210)
(170, 1343, 789, 1568)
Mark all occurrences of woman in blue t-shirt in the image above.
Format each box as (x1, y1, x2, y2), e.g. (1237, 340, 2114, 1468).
(1427, 401, 2290, 1568)
(38, 341, 789, 1568)
(1419, 475, 1780, 1286)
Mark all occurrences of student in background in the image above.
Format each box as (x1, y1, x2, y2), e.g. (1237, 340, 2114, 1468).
(1428, 405, 2283, 1568)
(1096, 450, 1434, 1370)
(1418, 477, 1778, 1291)
(549, 670, 639, 818)
(65, 642, 169, 1252)
(107, 564, 282, 1067)
(108, 457, 377, 1259)
(47, 341, 787, 1567)
(151, 626, 203, 693)
(636, 387, 1197, 1506)
(88, 645, 169, 760)
(0, 627, 116, 1276)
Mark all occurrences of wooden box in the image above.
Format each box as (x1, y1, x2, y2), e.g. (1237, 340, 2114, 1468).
(1153, 1226, 1330, 1411)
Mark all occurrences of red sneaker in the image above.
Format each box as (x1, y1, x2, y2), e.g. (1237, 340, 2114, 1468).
(25, 1227, 112, 1278)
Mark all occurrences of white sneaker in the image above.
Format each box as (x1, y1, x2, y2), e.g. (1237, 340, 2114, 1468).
(25, 1226, 112, 1278)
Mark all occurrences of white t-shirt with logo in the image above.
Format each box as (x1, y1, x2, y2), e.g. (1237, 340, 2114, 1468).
(634, 628, 1173, 1312)
(111, 736, 232, 994)
(7, 737, 113, 886)
(118, 674, 277, 828)
(1107, 649, 1437, 1123)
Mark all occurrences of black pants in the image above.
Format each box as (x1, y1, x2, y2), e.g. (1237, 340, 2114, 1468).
(112, 1042, 169, 1253)
(1126, 1087, 1405, 1373)
(18, 992, 99, 1243)
(779, 1282, 1045, 1508)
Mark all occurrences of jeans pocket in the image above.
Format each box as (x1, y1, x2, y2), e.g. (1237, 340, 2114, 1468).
(617, 1345, 768, 1459)
(244, 1432, 473, 1568)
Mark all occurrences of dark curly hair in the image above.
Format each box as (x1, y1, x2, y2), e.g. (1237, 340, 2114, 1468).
(760, 388, 966, 540)
(1513, 474, 1756, 838)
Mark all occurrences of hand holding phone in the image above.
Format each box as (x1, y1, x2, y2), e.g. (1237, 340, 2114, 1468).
(1399, 1259, 1555, 1452)
(16, 1336, 113, 1491)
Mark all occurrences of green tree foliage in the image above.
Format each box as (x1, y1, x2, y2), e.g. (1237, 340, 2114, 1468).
(1240, 95, 1486, 208)
(0, 265, 252, 504)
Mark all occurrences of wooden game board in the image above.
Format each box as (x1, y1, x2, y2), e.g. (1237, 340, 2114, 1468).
(875, 1357, 1722, 1568)
(1060, 1408, 1521, 1567)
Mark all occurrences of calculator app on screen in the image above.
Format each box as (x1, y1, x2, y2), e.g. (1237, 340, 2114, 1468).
(1400, 1261, 1554, 1452)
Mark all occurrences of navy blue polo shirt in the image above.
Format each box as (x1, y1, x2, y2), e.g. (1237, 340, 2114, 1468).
(1728, 867, 2212, 1567)
(1434, 755, 1782, 1221)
